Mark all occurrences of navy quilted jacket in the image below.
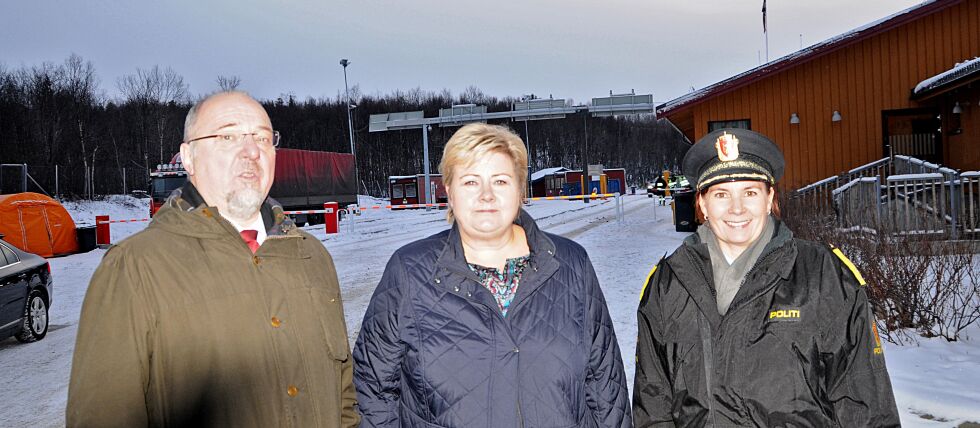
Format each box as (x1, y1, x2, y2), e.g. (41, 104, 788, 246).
(353, 209, 632, 428)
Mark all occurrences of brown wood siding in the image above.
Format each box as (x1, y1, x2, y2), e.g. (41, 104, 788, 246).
(675, 0, 980, 189)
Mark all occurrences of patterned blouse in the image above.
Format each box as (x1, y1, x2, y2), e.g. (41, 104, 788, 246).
(468, 254, 532, 317)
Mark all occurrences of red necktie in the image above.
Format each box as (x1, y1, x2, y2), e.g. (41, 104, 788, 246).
(240, 229, 260, 254)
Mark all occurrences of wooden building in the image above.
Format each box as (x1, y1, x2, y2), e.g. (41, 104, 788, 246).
(657, 0, 980, 189)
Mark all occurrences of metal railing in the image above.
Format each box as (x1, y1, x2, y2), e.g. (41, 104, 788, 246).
(797, 155, 979, 239)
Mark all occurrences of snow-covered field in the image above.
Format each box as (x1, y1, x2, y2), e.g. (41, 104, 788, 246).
(1, 195, 978, 427)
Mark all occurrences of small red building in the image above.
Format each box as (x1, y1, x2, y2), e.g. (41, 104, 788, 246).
(531, 167, 570, 197)
(559, 168, 628, 197)
(388, 174, 448, 208)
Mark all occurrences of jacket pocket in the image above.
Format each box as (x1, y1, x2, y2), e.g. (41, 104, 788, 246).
(309, 288, 351, 362)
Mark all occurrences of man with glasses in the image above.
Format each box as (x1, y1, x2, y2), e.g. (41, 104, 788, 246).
(67, 91, 359, 427)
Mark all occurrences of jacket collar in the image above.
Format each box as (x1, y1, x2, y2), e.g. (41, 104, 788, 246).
(669, 219, 797, 326)
(150, 182, 305, 258)
(434, 208, 560, 316)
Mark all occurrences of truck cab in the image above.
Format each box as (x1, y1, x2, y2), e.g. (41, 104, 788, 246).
(149, 156, 188, 216)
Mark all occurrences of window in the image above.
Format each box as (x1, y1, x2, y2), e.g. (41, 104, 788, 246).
(392, 184, 404, 199)
(0, 243, 17, 267)
(151, 176, 187, 200)
(708, 119, 751, 132)
(405, 183, 418, 198)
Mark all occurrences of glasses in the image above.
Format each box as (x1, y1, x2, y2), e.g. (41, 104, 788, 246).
(186, 130, 280, 148)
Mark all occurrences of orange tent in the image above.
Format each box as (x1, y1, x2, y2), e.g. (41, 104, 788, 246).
(0, 192, 78, 257)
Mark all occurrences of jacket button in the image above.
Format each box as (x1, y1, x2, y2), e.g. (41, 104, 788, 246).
(270, 316, 282, 328)
(287, 385, 299, 397)
(547, 250, 554, 255)
(330, 298, 337, 303)
(513, 347, 520, 353)
(253, 256, 260, 265)
(434, 278, 441, 284)
(453, 286, 460, 292)
(466, 292, 472, 297)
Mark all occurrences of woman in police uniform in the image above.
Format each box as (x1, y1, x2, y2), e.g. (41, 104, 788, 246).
(632, 128, 900, 427)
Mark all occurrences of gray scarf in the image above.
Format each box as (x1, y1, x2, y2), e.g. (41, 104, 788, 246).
(698, 216, 775, 315)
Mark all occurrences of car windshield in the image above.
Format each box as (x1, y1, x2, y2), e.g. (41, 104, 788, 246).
(151, 176, 187, 200)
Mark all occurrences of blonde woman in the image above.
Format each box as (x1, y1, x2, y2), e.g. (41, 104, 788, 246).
(354, 123, 631, 428)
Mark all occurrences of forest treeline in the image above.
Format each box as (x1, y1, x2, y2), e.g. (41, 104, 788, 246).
(0, 54, 690, 198)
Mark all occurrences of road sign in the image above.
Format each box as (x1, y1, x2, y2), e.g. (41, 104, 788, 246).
(513, 98, 568, 121)
(369, 111, 425, 132)
(438, 104, 488, 127)
(590, 93, 655, 117)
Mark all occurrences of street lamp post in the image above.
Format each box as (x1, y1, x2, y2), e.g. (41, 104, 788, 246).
(522, 94, 534, 200)
(340, 59, 359, 200)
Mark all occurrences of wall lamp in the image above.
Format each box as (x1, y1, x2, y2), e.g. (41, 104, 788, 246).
(952, 102, 963, 114)
(831, 110, 842, 122)
(790, 113, 800, 124)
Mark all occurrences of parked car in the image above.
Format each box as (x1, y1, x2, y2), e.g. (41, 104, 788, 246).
(0, 234, 52, 343)
(669, 175, 692, 191)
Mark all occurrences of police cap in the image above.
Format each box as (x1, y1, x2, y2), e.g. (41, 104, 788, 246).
(682, 128, 785, 192)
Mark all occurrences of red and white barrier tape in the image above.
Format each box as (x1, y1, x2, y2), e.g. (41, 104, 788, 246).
(354, 203, 449, 211)
(283, 208, 335, 214)
(526, 193, 617, 201)
(96, 218, 151, 224)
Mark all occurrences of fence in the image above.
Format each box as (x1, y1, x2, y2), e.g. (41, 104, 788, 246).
(0, 164, 148, 199)
(797, 155, 980, 239)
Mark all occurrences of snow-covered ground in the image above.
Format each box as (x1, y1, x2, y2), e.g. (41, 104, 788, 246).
(0, 195, 977, 427)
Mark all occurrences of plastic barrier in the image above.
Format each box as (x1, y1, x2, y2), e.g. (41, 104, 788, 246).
(323, 202, 339, 234)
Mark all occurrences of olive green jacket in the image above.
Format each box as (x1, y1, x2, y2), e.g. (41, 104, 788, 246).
(67, 184, 359, 427)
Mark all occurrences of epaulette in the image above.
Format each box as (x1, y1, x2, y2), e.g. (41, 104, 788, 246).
(639, 252, 667, 305)
(829, 245, 866, 286)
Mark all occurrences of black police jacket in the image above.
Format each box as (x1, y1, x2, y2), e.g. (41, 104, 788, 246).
(633, 221, 900, 427)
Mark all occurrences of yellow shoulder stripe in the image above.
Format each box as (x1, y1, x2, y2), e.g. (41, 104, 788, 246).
(640, 264, 658, 301)
(832, 248, 866, 286)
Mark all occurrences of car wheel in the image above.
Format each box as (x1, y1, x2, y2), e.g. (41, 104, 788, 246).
(15, 290, 48, 343)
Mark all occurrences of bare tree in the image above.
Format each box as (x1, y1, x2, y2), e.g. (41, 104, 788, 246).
(216, 75, 241, 91)
(61, 54, 102, 198)
(117, 65, 188, 105)
(117, 65, 189, 170)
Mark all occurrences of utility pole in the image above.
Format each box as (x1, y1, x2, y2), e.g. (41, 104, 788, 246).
(340, 59, 360, 199)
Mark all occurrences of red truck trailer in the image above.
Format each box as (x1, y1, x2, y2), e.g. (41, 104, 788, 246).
(149, 149, 357, 225)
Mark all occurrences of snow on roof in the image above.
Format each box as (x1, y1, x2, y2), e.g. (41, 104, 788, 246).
(913, 56, 980, 95)
(658, 0, 940, 114)
(531, 167, 568, 182)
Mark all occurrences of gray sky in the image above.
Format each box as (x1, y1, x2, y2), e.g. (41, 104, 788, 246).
(2, 0, 922, 105)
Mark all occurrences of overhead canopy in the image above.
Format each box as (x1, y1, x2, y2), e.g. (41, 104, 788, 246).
(0, 192, 78, 257)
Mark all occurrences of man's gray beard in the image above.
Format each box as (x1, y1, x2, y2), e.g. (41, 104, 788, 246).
(225, 187, 264, 222)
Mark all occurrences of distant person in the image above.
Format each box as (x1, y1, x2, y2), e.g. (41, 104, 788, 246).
(353, 123, 631, 427)
(652, 172, 669, 205)
(633, 128, 900, 426)
(67, 91, 359, 427)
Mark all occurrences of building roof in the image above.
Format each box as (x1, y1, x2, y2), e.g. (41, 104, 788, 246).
(531, 167, 569, 182)
(911, 56, 980, 100)
(657, 0, 958, 117)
